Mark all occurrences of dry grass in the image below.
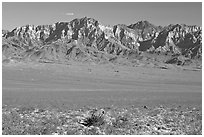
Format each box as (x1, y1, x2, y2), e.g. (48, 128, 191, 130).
(2, 105, 202, 135)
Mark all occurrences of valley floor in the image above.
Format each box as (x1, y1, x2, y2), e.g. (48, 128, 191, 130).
(2, 61, 202, 135)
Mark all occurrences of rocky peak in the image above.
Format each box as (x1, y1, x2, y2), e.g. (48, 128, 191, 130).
(129, 20, 153, 29)
(128, 20, 162, 31)
(2, 17, 202, 63)
(148, 23, 202, 58)
(2, 30, 9, 37)
(128, 20, 162, 41)
(70, 17, 99, 29)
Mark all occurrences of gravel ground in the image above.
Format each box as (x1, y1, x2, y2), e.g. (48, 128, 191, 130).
(2, 105, 202, 135)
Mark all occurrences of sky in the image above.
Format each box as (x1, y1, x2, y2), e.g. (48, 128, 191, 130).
(2, 2, 202, 31)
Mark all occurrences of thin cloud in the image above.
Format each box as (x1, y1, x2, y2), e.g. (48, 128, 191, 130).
(65, 12, 74, 16)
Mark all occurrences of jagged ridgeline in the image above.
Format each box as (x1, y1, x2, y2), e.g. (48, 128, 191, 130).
(2, 17, 202, 63)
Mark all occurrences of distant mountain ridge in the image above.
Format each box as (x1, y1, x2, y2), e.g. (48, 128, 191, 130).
(2, 17, 202, 65)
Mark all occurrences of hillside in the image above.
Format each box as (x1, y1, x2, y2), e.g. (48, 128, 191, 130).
(2, 17, 202, 67)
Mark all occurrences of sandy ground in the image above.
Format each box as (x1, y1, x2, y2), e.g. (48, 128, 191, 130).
(2, 61, 202, 109)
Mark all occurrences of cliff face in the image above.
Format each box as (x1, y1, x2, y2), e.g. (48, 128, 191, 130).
(2, 17, 202, 63)
(128, 20, 163, 41)
(151, 24, 202, 58)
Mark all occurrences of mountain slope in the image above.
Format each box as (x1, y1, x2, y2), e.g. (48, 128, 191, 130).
(2, 17, 202, 65)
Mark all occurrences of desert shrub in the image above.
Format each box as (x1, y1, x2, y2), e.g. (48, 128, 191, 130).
(2, 105, 202, 135)
(80, 109, 105, 127)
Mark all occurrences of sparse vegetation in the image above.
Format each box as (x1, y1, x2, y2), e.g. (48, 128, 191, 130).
(2, 105, 202, 135)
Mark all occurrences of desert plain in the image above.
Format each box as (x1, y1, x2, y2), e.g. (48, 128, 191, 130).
(2, 61, 202, 109)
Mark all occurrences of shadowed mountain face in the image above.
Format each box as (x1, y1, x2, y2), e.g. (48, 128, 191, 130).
(128, 20, 163, 41)
(2, 17, 202, 64)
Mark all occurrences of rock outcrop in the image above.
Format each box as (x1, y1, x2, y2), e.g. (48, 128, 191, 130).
(152, 24, 202, 58)
(128, 20, 163, 41)
(2, 17, 202, 64)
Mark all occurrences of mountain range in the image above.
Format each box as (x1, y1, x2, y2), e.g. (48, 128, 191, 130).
(2, 17, 202, 66)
